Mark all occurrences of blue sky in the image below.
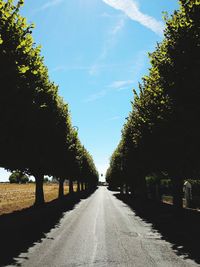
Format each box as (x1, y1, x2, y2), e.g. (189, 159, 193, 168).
(0, 0, 179, 181)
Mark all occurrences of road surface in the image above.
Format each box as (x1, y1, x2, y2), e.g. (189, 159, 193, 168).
(13, 187, 199, 267)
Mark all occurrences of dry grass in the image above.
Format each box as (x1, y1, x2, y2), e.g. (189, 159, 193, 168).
(0, 183, 76, 215)
(162, 195, 186, 207)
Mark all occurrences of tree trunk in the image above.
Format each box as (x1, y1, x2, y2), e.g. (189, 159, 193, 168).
(156, 181, 161, 202)
(81, 181, 84, 191)
(120, 184, 124, 195)
(34, 173, 44, 206)
(172, 177, 183, 209)
(77, 181, 80, 192)
(125, 184, 129, 195)
(130, 184, 134, 196)
(135, 174, 147, 201)
(69, 178, 74, 194)
(58, 178, 64, 199)
(85, 182, 88, 190)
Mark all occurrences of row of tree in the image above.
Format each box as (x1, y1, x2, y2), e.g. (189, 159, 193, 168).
(106, 0, 200, 208)
(0, 0, 98, 205)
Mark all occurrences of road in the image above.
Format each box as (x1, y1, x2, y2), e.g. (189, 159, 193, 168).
(13, 187, 198, 267)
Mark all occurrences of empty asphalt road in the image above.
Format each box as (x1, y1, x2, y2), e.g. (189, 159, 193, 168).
(13, 187, 199, 267)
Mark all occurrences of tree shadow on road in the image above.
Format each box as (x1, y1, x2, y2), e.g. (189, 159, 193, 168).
(114, 193, 200, 264)
(0, 188, 97, 267)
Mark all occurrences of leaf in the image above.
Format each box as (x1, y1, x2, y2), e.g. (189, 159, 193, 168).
(0, 35, 3, 44)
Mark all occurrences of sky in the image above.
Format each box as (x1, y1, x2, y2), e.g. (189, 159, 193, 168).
(0, 0, 179, 182)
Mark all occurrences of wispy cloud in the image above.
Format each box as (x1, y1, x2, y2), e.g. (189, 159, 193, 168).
(50, 65, 95, 74)
(101, 12, 114, 18)
(51, 48, 148, 90)
(108, 80, 133, 89)
(102, 0, 164, 35)
(84, 90, 107, 103)
(85, 50, 147, 102)
(50, 66, 66, 73)
(111, 17, 125, 35)
(89, 15, 126, 76)
(50, 61, 138, 75)
(84, 79, 133, 103)
(39, 0, 64, 11)
(89, 65, 100, 76)
(106, 116, 121, 121)
(129, 49, 148, 79)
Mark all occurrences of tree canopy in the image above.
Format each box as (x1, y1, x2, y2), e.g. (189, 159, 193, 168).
(0, 0, 98, 205)
(106, 0, 200, 208)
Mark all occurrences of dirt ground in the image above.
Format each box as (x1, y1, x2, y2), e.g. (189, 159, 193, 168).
(0, 183, 71, 215)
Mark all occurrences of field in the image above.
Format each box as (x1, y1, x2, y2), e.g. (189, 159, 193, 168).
(162, 195, 186, 207)
(0, 183, 72, 215)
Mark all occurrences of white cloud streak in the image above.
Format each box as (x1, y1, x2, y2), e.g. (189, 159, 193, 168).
(50, 65, 93, 74)
(40, 0, 64, 11)
(102, 0, 164, 35)
(84, 79, 133, 103)
(111, 17, 125, 35)
(108, 80, 133, 89)
(84, 90, 107, 103)
(89, 14, 126, 76)
(106, 116, 121, 121)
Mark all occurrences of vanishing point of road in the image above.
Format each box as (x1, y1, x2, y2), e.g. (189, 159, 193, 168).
(14, 187, 199, 267)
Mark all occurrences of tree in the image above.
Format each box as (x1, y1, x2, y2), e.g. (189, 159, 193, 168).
(0, 0, 76, 205)
(107, 0, 200, 208)
(9, 171, 29, 184)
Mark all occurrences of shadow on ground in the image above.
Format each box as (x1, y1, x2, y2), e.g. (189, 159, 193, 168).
(114, 193, 200, 264)
(0, 189, 96, 267)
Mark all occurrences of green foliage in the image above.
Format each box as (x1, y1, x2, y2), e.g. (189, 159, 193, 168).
(106, 0, 200, 204)
(0, 0, 98, 202)
(9, 171, 29, 184)
(44, 177, 50, 183)
(187, 180, 200, 197)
